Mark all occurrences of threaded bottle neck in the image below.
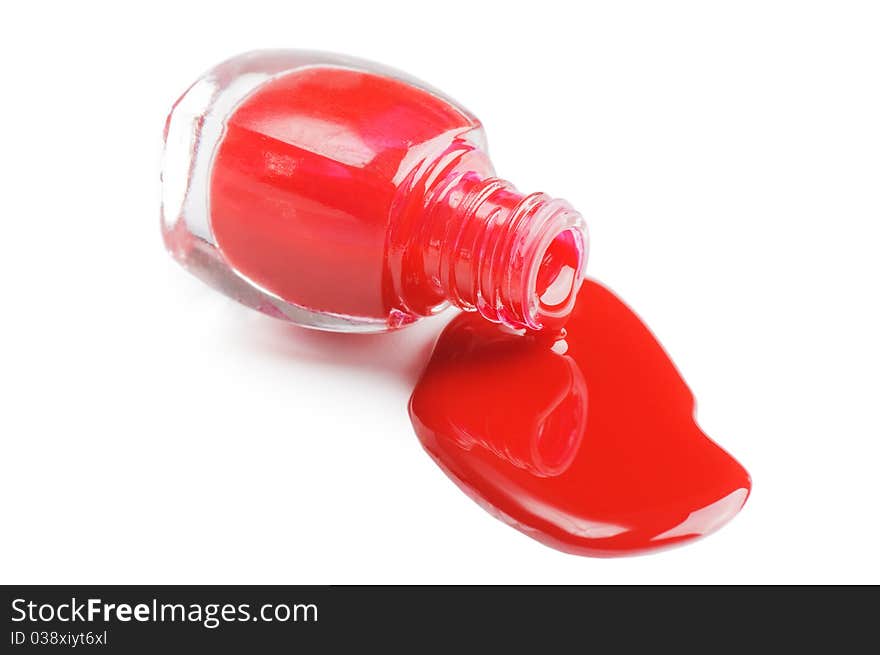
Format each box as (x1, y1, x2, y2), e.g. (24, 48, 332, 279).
(424, 173, 588, 331)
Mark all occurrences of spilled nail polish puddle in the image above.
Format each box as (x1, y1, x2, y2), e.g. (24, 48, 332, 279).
(409, 280, 750, 556)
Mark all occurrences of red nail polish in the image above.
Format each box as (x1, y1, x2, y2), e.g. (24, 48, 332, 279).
(162, 50, 588, 332)
(410, 280, 751, 556)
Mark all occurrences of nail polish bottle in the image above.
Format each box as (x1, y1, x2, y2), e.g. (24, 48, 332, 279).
(162, 50, 588, 332)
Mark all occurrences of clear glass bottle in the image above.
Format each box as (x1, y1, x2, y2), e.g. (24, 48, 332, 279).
(162, 50, 588, 332)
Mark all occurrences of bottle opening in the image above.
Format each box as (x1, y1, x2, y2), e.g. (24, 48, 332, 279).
(530, 224, 587, 330)
(536, 229, 582, 309)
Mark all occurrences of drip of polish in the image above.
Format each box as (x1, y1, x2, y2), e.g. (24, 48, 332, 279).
(409, 280, 751, 557)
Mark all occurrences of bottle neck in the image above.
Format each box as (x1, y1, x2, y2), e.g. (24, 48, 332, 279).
(419, 172, 589, 331)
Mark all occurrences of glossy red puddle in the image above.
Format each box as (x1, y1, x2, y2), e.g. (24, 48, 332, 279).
(409, 280, 751, 556)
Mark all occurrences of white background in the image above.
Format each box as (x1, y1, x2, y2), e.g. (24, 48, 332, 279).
(2, 1, 878, 584)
